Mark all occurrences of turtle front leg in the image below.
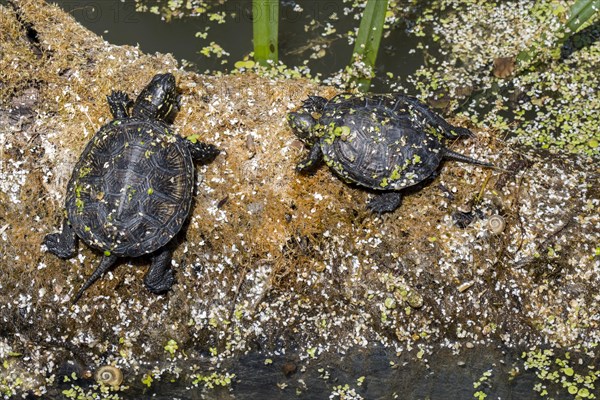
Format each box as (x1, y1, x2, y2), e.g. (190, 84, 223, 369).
(367, 192, 403, 214)
(44, 218, 77, 259)
(144, 247, 175, 294)
(183, 137, 220, 164)
(296, 144, 323, 174)
(107, 90, 133, 119)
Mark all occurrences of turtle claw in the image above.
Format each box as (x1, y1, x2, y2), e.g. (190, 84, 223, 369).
(296, 160, 317, 174)
(144, 268, 175, 294)
(187, 141, 220, 164)
(295, 144, 323, 174)
(144, 247, 175, 294)
(43, 232, 76, 259)
(107, 90, 132, 119)
(43, 219, 77, 259)
(367, 192, 403, 215)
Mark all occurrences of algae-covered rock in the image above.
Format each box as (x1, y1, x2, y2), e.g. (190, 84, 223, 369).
(0, 1, 598, 398)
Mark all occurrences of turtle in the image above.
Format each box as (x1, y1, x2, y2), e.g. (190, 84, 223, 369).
(43, 73, 219, 303)
(287, 93, 493, 214)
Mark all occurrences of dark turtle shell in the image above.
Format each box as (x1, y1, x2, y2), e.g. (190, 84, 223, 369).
(65, 118, 193, 258)
(317, 94, 447, 191)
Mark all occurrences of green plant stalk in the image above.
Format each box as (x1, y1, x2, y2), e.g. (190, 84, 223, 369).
(252, 0, 279, 66)
(517, 0, 600, 62)
(565, 0, 600, 32)
(350, 0, 389, 92)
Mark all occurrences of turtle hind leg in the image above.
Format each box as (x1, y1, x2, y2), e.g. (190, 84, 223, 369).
(107, 90, 132, 119)
(367, 192, 403, 214)
(72, 254, 118, 304)
(296, 144, 323, 174)
(442, 148, 493, 167)
(44, 218, 77, 259)
(144, 247, 175, 294)
(448, 126, 474, 139)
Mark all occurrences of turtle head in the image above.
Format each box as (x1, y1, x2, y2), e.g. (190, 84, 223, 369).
(287, 110, 317, 144)
(287, 95, 329, 144)
(133, 73, 179, 122)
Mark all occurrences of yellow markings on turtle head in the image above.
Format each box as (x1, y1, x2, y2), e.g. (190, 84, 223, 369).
(159, 102, 173, 116)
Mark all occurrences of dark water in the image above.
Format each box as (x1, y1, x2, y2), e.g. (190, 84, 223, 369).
(51, 0, 429, 91)
(47, 344, 585, 399)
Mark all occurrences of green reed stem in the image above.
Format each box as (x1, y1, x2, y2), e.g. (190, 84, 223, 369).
(350, 0, 389, 92)
(253, 0, 279, 66)
(565, 0, 600, 33)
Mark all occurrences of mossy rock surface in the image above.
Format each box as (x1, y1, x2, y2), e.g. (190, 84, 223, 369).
(0, 1, 598, 398)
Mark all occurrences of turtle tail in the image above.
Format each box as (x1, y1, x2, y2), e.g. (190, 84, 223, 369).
(442, 148, 493, 167)
(72, 254, 118, 304)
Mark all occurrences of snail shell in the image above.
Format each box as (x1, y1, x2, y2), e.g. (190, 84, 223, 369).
(94, 365, 123, 386)
(487, 215, 506, 234)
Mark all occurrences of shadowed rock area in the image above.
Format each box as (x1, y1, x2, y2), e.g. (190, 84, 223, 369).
(1, 1, 598, 398)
